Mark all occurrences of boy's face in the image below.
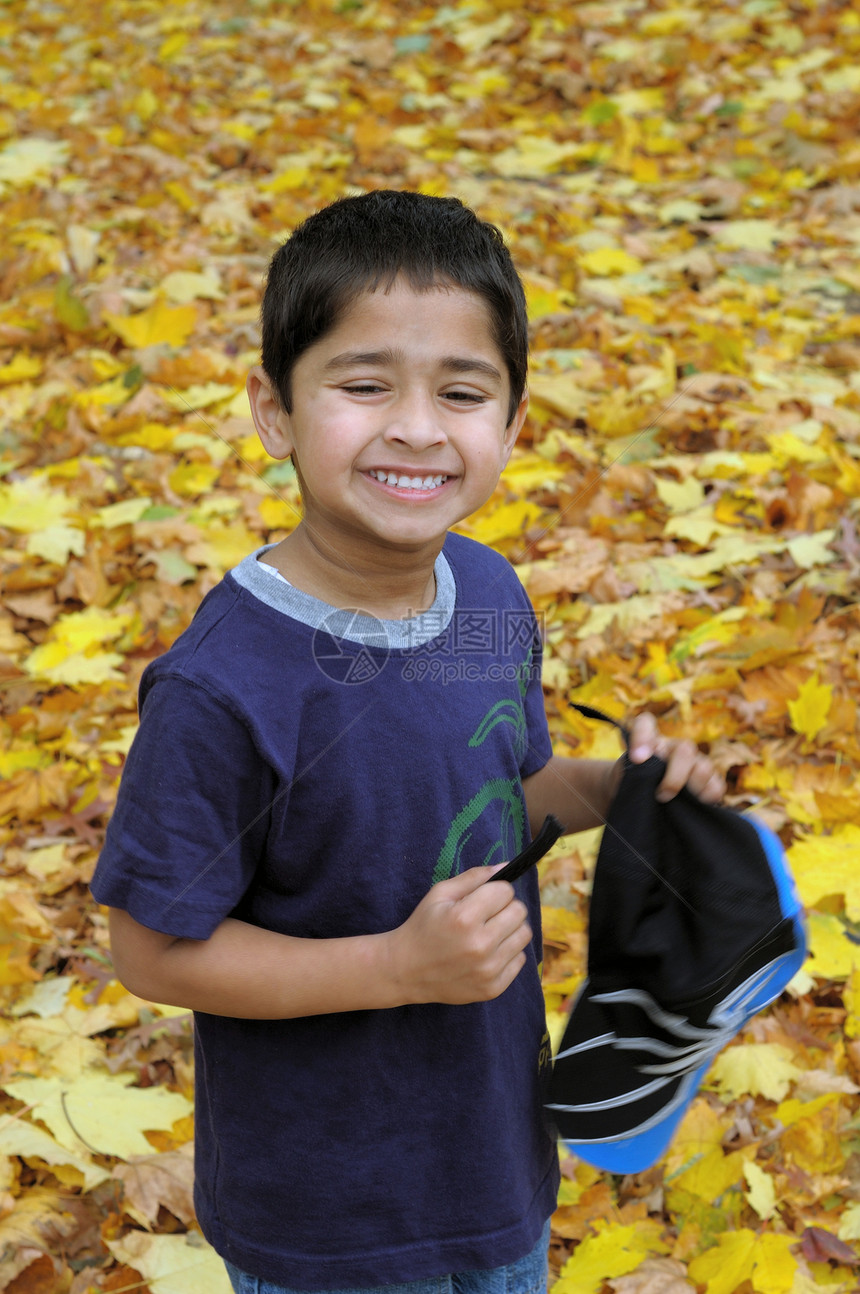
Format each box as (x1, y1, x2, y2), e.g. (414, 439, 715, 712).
(248, 279, 528, 557)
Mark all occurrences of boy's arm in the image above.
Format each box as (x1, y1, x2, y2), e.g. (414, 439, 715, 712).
(108, 862, 533, 1019)
(522, 712, 725, 837)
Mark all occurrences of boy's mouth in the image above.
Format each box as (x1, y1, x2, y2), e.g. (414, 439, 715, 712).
(367, 469, 450, 493)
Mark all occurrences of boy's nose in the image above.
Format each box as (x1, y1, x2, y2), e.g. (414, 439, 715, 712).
(382, 396, 447, 449)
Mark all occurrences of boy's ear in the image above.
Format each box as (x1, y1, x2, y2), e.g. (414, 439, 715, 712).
(247, 366, 294, 460)
(502, 389, 529, 462)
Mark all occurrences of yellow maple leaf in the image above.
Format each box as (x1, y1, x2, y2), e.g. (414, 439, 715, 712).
(25, 522, 85, 564)
(104, 298, 197, 349)
(779, 1095, 845, 1175)
(168, 461, 221, 498)
(23, 601, 133, 683)
(490, 135, 580, 178)
(160, 270, 224, 303)
(184, 522, 258, 571)
(92, 496, 153, 528)
(501, 454, 568, 492)
(0, 747, 49, 777)
(553, 1221, 664, 1294)
(0, 476, 72, 532)
(465, 499, 543, 546)
(787, 673, 832, 741)
(522, 273, 576, 321)
(663, 1098, 728, 1177)
(0, 136, 69, 185)
(74, 374, 135, 408)
(527, 372, 589, 421)
(687, 1230, 755, 1294)
(688, 1231, 796, 1294)
(708, 1042, 801, 1102)
(107, 1231, 232, 1294)
(788, 826, 860, 921)
(119, 422, 179, 451)
(263, 165, 312, 193)
(24, 641, 125, 686)
(711, 220, 783, 251)
(541, 907, 586, 944)
(0, 353, 43, 385)
(654, 476, 706, 513)
(579, 247, 643, 276)
(743, 1160, 776, 1220)
(0, 1111, 108, 1192)
(577, 594, 673, 638)
(773, 1093, 837, 1131)
(805, 911, 858, 979)
(160, 381, 240, 411)
(259, 495, 300, 531)
(53, 606, 133, 653)
(821, 66, 860, 94)
(838, 1202, 860, 1241)
(670, 1145, 750, 1202)
(4, 1072, 192, 1159)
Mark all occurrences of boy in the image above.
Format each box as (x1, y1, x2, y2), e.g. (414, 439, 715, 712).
(92, 191, 722, 1294)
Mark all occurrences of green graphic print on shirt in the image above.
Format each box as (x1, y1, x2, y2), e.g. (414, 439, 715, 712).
(431, 776, 526, 884)
(431, 653, 535, 885)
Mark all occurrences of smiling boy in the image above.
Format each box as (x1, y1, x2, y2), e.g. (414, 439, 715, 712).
(92, 191, 722, 1294)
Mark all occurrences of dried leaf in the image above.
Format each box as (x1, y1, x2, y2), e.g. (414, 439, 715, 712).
(4, 1074, 192, 1159)
(114, 1146, 196, 1229)
(106, 1230, 232, 1294)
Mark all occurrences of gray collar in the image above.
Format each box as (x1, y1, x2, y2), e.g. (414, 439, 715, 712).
(229, 545, 456, 649)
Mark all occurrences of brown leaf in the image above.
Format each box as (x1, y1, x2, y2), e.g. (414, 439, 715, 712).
(551, 1180, 616, 1240)
(677, 372, 752, 404)
(114, 1144, 196, 1228)
(609, 1257, 696, 1294)
(799, 1226, 858, 1265)
(525, 536, 609, 597)
(0, 1190, 76, 1289)
(3, 1253, 61, 1294)
(3, 592, 62, 625)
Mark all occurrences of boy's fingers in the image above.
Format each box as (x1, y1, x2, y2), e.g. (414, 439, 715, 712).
(439, 864, 506, 895)
(628, 711, 659, 762)
(681, 761, 726, 804)
(627, 711, 727, 805)
(693, 769, 726, 804)
(657, 743, 725, 803)
(433, 864, 510, 902)
(655, 739, 698, 800)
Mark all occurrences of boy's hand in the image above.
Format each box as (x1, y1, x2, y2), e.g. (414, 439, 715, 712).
(387, 866, 532, 1005)
(625, 711, 725, 805)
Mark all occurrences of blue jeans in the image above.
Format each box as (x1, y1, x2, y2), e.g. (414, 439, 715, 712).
(224, 1220, 551, 1294)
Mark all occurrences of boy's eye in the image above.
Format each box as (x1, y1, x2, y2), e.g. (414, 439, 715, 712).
(341, 384, 487, 404)
(443, 390, 487, 404)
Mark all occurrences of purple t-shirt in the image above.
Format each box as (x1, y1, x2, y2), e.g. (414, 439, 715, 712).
(91, 532, 559, 1289)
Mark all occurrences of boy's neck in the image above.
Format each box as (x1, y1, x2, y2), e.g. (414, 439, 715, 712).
(259, 525, 441, 621)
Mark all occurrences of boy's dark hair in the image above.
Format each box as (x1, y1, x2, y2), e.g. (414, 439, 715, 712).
(261, 190, 528, 427)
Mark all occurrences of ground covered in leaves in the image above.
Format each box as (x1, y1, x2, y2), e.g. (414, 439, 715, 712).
(1, 0, 860, 1290)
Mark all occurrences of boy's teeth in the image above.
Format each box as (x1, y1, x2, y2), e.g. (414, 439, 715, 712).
(371, 470, 447, 491)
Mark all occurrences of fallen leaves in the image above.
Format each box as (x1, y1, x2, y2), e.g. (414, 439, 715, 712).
(687, 1230, 797, 1294)
(106, 1229, 232, 1294)
(4, 1074, 192, 1161)
(0, 0, 859, 1289)
(708, 1043, 803, 1103)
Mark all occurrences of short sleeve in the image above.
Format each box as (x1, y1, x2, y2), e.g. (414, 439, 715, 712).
(91, 676, 275, 940)
(518, 596, 553, 780)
